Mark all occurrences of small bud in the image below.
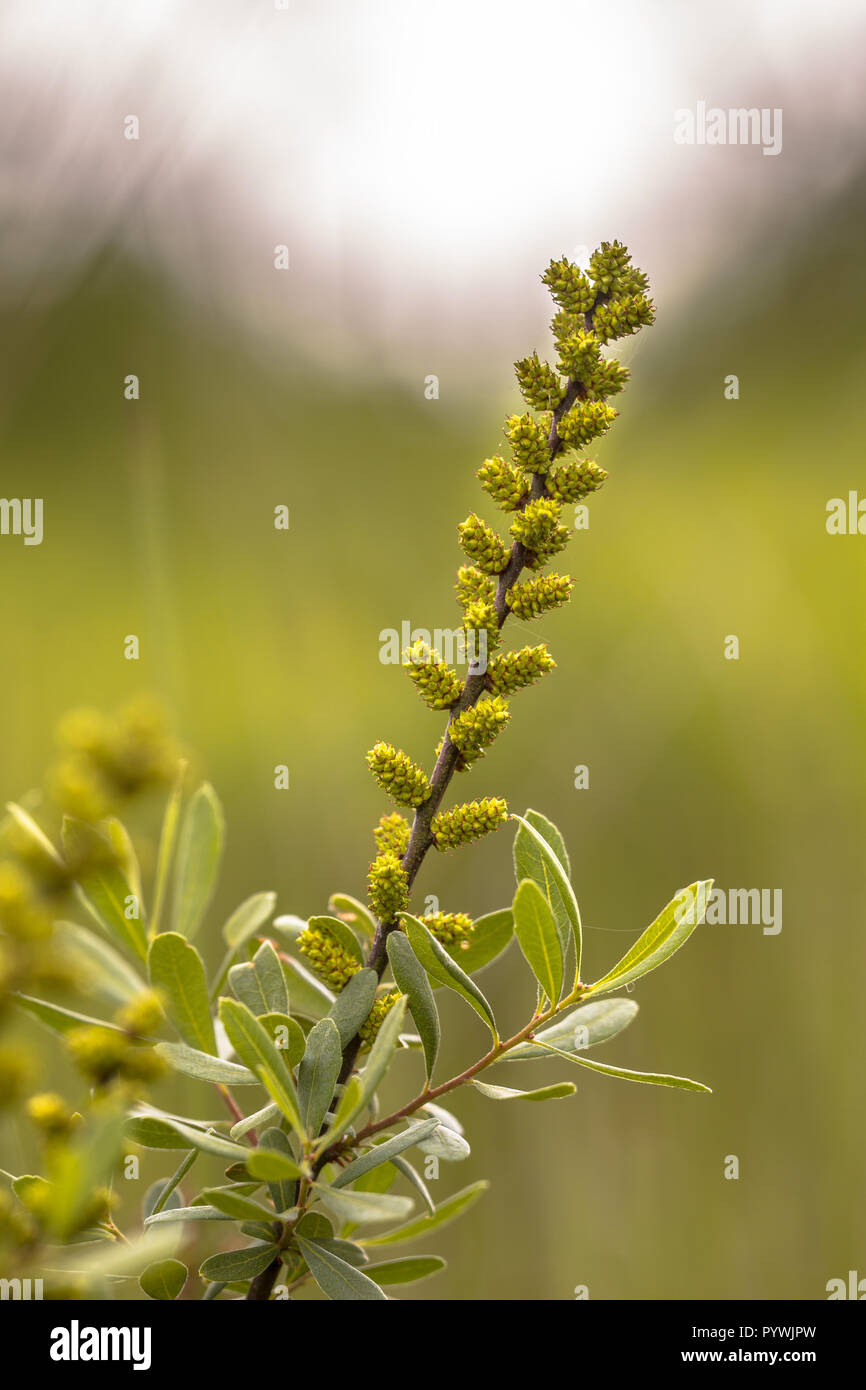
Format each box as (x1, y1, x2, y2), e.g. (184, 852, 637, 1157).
(26, 1092, 74, 1138)
(367, 742, 431, 808)
(66, 1025, 128, 1083)
(114, 990, 164, 1037)
(374, 812, 411, 857)
(457, 514, 510, 574)
(477, 456, 528, 511)
(546, 459, 608, 503)
(487, 645, 555, 695)
(503, 413, 551, 473)
(510, 498, 570, 566)
(403, 640, 464, 710)
(432, 797, 508, 850)
(506, 572, 574, 620)
(449, 696, 510, 764)
(367, 851, 409, 923)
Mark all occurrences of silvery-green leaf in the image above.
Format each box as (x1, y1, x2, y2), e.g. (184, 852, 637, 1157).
(441, 907, 513, 977)
(258, 1012, 305, 1067)
(386, 932, 439, 1081)
(282, 956, 334, 1019)
(330, 1119, 439, 1190)
(327, 968, 377, 1048)
(15, 994, 128, 1038)
(172, 783, 224, 939)
(473, 1080, 576, 1101)
(391, 1155, 435, 1214)
(507, 997, 639, 1060)
(511, 813, 581, 979)
(145, 1205, 233, 1226)
(229, 940, 288, 1017)
(298, 1018, 342, 1135)
(62, 816, 148, 962)
(312, 1183, 413, 1226)
(219, 997, 305, 1141)
(295, 1236, 386, 1301)
(362, 1181, 489, 1247)
(200, 1187, 279, 1221)
(403, 916, 497, 1039)
(416, 1124, 470, 1162)
(223, 892, 277, 950)
(328, 894, 377, 937)
(230, 1101, 280, 1140)
(155, 1041, 258, 1085)
(530, 1038, 712, 1092)
(55, 921, 147, 1006)
(513, 878, 564, 1004)
(199, 1244, 276, 1282)
(365, 1256, 446, 1286)
(308, 915, 364, 968)
(148, 932, 216, 1054)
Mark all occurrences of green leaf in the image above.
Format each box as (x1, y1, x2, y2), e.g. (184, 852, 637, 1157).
(282, 956, 334, 1019)
(507, 997, 639, 1060)
(62, 816, 148, 962)
(148, 1151, 197, 1216)
(258, 1012, 305, 1067)
(442, 907, 514, 977)
(311, 1183, 413, 1227)
(218, 997, 305, 1141)
(138, 1115, 252, 1161)
(294, 1236, 368, 1267)
(362, 1180, 489, 1247)
(246, 1132, 307, 1210)
(15, 994, 128, 1038)
(473, 1079, 576, 1101)
(308, 915, 364, 968)
(148, 932, 216, 1054)
(511, 812, 581, 980)
(295, 1236, 386, 1301)
(229, 940, 289, 1017)
(317, 1075, 363, 1150)
(172, 782, 224, 939)
(199, 1244, 276, 1283)
(391, 1155, 435, 1214)
(54, 920, 147, 1009)
(5, 802, 65, 869)
(154, 1041, 258, 1085)
(145, 1205, 233, 1225)
(150, 761, 186, 936)
(403, 916, 497, 1039)
(417, 1125, 470, 1162)
(200, 1187, 280, 1221)
(298, 1018, 343, 1135)
(331, 1120, 439, 1190)
(139, 1258, 187, 1301)
(386, 932, 439, 1081)
(328, 894, 377, 937)
(230, 1101, 280, 1140)
(512, 878, 564, 1005)
(327, 968, 378, 1048)
(530, 1039, 712, 1092)
(365, 1256, 446, 1286)
(125, 1116, 196, 1150)
(586, 881, 714, 996)
(223, 891, 277, 950)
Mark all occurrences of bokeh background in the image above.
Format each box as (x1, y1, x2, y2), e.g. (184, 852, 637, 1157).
(1, 0, 865, 1299)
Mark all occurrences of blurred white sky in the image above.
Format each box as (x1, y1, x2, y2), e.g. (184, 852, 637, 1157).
(1, 0, 864, 375)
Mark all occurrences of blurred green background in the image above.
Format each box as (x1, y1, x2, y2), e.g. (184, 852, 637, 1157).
(1, 169, 864, 1299)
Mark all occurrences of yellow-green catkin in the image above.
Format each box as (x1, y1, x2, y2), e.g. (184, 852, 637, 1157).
(374, 812, 410, 857)
(26, 1092, 75, 1138)
(449, 697, 510, 764)
(487, 646, 555, 695)
(432, 797, 508, 850)
(297, 921, 360, 992)
(506, 572, 574, 620)
(477, 456, 528, 511)
(366, 742, 431, 808)
(367, 852, 409, 922)
(422, 911, 474, 948)
(510, 498, 570, 566)
(504, 413, 551, 473)
(514, 353, 565, 412)
(556, 400, 617, 450)
(403, 640, 463, 710)
(462, 597, 501, 655)
(547, 460, 608, 503)
(456, 565, 495, 608)
(359, 990, 401, 1048)
(541, 258, 596, 314)
(458, 514, 510, 574)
